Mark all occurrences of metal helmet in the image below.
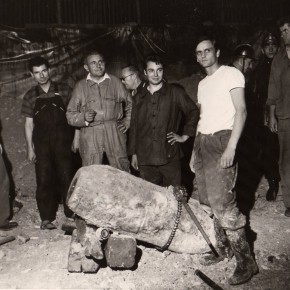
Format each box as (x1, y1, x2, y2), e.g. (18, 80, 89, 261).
(262, 33, 279, 47)
(233, 44, 256, 60)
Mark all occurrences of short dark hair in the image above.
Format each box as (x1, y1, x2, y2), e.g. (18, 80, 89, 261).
(277, 16, 290, 28)
(194, 35, 220, 52)
(121, 65, 140, 76)
(28, 56, 49, 72)
(144, 54, 164, 69)
(83, 50, 105, 65)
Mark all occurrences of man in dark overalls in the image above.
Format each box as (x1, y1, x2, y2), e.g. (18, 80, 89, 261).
(22, 57, 74, 230)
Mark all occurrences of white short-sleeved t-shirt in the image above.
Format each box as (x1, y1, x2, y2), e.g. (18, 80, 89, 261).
(197, 65, 245, 134)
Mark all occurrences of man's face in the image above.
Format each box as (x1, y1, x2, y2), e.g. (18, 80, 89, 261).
(242, 58, 253, 73)
(144, 61, 163, 86)
(84, 54, 106, 78)
(280, 23, 290, 46)
(195, 40, 219, 68)
(262, 43, 278, 59)
(31, 64, 50, 85)
(121, 68, 136, 90)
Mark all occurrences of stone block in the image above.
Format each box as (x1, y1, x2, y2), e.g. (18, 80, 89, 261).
(81, 256, 100, 273)
(105, 234, 136, 268)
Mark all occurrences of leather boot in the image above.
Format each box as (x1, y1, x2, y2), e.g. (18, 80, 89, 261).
(199, 217, 233, 266)
(226, 228, 258, 285)
(266, 179, 279, 201)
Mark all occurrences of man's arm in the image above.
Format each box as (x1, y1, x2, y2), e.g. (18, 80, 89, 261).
(66, 83, 88, 127)
(167, 87, 200, 145)
(220, 87, 247, 168)
(268, 105, 278, 133)
(267, 54, 279, 133)
(118, 87, 132, 133)
(24, 117, 36, 163)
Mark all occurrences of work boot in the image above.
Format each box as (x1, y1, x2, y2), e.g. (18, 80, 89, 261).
(226, 228, 258, 285)
(266, 179, 279, 201)
(199, 218, 233, 266)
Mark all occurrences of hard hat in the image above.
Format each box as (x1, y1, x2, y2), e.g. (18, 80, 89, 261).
(262, 33, 279, 46)
(233, 44, 256, 60)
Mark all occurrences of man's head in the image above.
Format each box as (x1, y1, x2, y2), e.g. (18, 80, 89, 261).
(195, 36, 220, 69)
(84, 51, 106, 79)
(232, 44, 255, 74)
(278, 16, 290, 46)
(144, 54, 164, 86)
(262, 33, 279, 59)
(28, 56, 50, 85)
(121, 65, 141, 90)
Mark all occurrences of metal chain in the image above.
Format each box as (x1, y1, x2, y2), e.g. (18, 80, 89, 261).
(157, 193, 183, 252)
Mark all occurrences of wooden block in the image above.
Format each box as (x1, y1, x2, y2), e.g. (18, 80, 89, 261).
(67, 230, 84, 273)
(105, 234, 136, 268)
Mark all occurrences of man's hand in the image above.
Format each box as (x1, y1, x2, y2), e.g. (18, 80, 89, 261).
(117, 120, 128, 134)
(220, 146, 235, 169)
(268, 115, 278, 133)
(27, 147, 36, 163)
(84, 110, 97, 122)
(189, 151, 195, 173)
(167, 132, 189, 145)
(71, 135, 80, 153)
(131, 154, 139, 171)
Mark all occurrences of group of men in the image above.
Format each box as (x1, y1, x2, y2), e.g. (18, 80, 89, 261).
(1, 16, 289, 286)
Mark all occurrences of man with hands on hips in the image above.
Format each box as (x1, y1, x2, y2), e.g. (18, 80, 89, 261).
(128, 54, 199, 187)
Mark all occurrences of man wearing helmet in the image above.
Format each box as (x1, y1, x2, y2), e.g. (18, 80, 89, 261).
(267, 17, 290, 217)
(232, 44, 255, 75)
(255, 33, 280, 201)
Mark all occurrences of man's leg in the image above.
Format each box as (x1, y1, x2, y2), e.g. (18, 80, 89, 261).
(196, 132, 257, 285)
(139, 165, 163, 186)
(278, 119, 290, 214)
(104, 123, 130, 172)
(35, 156, 58, 222)
(263, 126, 280, 201)
(0, 153, 10, 226)
(159, 160, 181, 187)
(54, 132, 74, 218)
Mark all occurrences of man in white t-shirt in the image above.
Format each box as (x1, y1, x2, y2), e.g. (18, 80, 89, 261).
(189, 36, 258, 286)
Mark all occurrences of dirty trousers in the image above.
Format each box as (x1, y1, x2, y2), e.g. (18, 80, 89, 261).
(193, 131, 246, 230)
(0, 153, 10, 226)
(79, 121, 130, 172)
(278, 119, 290, 208)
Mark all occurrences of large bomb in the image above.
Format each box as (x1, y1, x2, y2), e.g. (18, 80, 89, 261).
(67, 165, 216, 254)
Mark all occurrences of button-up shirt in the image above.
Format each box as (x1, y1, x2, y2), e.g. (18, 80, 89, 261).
(128, 82, 199, 166)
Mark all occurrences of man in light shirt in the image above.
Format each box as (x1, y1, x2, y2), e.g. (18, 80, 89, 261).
(190, 36, 258, 286)
(66, 51, 131, 171)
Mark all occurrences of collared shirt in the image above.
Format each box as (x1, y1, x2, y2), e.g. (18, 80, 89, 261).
(66, 73, 132, 128)
(267, 48, 290, 119)
(86, 73, 111, 84)
(128, 82, 199, 166)
(21, 82, 72, 118)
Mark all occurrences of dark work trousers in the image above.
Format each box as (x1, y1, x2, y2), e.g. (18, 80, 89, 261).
(277, 119, 290, 208)
(260, 126, 280, 181)
(0, 152, 10, 226)
(33, 96, 73, 221)
(139, 160, 181, 187)
(193, 131, 246, 230)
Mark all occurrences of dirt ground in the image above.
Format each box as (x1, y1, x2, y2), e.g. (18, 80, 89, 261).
(0, 95, 290, 290)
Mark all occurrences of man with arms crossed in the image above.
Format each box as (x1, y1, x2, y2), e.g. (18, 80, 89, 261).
(190, 36, 258, 285)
